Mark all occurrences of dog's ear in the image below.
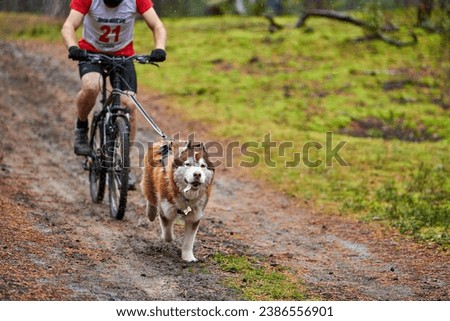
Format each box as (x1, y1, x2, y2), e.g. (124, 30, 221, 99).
(201, 142, 208, 156)
(173, 145, 187, 168)
(185, 141, 194, 158)
(200, 144, 215, 171)
(186, 140, 201, 157)
(205, 157, 215, 171)
(187, 140, 204, 150)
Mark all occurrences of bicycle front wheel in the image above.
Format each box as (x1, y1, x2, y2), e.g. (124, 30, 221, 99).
(89, 113, 106, 203)
(108, 116, 130, 220)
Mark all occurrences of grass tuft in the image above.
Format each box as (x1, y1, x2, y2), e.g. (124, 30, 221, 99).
(213, 252, 309, 300)
(343, 163, 449, 247)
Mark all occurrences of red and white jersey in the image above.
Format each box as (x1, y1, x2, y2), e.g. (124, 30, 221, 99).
(70, 0, 153, 56)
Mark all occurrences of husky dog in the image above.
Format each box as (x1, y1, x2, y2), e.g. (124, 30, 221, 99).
(141, 141, 215, 262)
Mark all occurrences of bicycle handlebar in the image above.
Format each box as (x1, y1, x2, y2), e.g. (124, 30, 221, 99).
(73, 52, 159, 65)
(72, 52, 168, 139)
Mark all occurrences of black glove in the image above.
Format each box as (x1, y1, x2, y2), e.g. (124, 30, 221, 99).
(68, 46, 87, 61)
(149, 49, 166, 62)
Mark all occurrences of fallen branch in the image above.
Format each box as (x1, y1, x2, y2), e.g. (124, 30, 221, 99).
(263, 14, 284, 33)
(374, 31, 418, 47)
(264, 9, 416, 47)
(294, 9, 398, 32)
(352, 31, 418, 47)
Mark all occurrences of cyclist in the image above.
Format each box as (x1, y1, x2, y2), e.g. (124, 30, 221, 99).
(61, 0, 166, 189)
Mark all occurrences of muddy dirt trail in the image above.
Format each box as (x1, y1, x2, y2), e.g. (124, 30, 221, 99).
(0, 41, 448, 301)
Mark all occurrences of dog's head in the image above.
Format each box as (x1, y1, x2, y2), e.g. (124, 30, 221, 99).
(173, 141, 215, 197)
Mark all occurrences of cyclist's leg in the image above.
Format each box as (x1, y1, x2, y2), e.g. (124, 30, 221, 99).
(77, 72, 102, 122)
(74, 62, 102, 156)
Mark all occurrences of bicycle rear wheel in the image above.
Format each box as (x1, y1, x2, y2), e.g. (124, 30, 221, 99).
(108, 116, 130, 220)
(89, 113, 106, 203)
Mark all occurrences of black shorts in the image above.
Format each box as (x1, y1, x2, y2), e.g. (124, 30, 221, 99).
(78, 59, 138, 93)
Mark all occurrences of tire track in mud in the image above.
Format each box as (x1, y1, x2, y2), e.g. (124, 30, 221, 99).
(0, 41, 236, 300)
(0, 41, 448, 300)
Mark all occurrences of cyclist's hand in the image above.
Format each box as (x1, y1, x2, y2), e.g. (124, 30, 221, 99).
(149, 49, 166, 62)
(68, 46, 88, 61)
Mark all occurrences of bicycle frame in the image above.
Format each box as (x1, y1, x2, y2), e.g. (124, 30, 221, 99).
(81, 53, 164, 219)
(86, 62, 131, 219)
(100, 64, 129, 113)
(83, 53, 168, 143)
(102, 66, 129, 165)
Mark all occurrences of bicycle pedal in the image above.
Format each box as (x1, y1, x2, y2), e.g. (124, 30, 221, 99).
(83, 156, 93, 171)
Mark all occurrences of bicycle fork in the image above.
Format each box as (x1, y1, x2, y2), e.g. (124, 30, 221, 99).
(82, 105, 130, 172)
(83, 111, 107, 171)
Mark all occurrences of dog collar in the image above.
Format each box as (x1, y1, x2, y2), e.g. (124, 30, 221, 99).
(177, 205, 192, 216)
(177, 198, 192, 216)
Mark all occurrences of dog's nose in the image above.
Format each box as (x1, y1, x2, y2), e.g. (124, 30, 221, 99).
(193, 171, 202, 179)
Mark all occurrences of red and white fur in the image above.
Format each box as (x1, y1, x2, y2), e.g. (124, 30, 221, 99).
(141, 141, 215, 262)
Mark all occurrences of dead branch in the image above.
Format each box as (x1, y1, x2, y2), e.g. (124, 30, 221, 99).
(264, 9, 417, 47)
(263, 14, 284, 33)
(352, 31, 418, 47)
(294, 9, 398, 32)
(375, 31, 418, 47)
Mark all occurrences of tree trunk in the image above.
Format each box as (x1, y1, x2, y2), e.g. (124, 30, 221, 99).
(45, 0, 71, 17)
(0, 0, 71, 17)
(235, 0, 247, 15)
(303, 0, 331, 10)
(417, 0, 434, 26)
(267, 0, 283, 15)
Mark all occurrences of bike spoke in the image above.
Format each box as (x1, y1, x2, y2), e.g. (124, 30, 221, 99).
(89, 116, 106, 204)
(108, 117, 130, 220)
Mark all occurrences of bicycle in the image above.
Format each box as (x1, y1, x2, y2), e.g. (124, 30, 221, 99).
(76, 53, 163, 220)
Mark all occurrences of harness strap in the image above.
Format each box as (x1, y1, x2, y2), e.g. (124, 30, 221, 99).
(128, 94, 169, 140)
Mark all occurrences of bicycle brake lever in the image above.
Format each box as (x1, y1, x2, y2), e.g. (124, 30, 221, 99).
(135, 56, 148, 64)
(88, 56, 101, 64)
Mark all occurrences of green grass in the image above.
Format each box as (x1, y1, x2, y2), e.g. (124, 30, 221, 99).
(1, 12, 448, 246)
(343, 163, 449, 246)
(213, 252, 309, 300)
(133, 15, 449, 246)
(0, 12, 62, 41)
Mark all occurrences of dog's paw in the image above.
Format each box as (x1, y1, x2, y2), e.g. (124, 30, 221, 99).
(136, 217, 150, 228)
(182, 253, 198, 262)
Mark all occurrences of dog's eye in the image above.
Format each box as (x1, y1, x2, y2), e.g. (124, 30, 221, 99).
(184, 161, 191, 166)
(200, 164, 206, 168)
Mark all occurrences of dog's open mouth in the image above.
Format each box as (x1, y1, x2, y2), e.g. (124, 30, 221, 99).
(191, 181, 201, 188)
(184, 180, 202, 191)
